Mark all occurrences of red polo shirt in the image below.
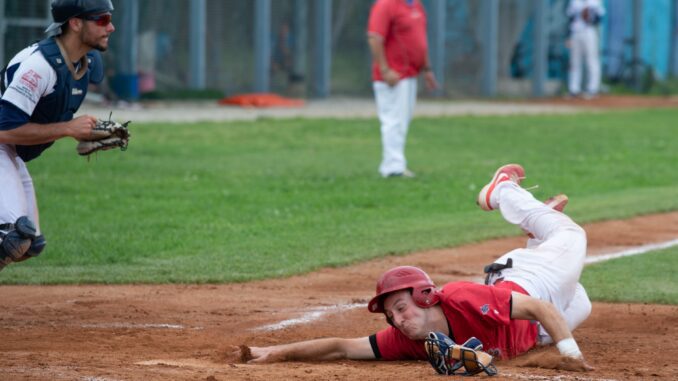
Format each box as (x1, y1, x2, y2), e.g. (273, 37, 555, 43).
(371, 281, 539, 361)
(367, 0, 429, 81)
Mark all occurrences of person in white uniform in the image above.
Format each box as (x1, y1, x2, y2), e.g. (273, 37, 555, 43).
(566, 0, 605, 98)
(0, 0, 116, 271)
(367, 0, 438, 178)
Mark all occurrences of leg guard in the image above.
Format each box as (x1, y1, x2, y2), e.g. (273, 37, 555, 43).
(27, 234, 46, 257)
(15, 216, 37, 239)
(0, 230, 32, 260)
(0, 254, 12, 271)
(0, 216, 39, 268)
(15, 234, 47, 262)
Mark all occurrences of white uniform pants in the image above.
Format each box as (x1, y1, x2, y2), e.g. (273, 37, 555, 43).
(488, 182, 591, 342)
(0, 144, 40, 232)
(373, 77, 417, 177)
(568, 28, 601, 95)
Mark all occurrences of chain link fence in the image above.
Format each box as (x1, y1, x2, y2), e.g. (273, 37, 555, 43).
(2, 0, 676, 100)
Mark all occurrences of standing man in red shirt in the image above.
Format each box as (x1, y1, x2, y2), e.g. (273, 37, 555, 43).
(367, 0, 438, 178)
(242, 164, 594, 371)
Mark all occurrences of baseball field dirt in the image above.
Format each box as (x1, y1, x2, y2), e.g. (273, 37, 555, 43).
(1, 211, 677, 380)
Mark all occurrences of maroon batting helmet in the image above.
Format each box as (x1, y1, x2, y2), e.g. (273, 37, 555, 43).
(367, 266, 441, 313)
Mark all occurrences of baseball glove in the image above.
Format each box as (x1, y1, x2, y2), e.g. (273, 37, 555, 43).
(77, 115, 131, 156)
(581, 7, 599, 25)
(424, 332, 498, 376)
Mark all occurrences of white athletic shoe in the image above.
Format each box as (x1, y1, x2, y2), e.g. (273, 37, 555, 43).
(385, 169, 416, 178)
(476, 164, 525, 211)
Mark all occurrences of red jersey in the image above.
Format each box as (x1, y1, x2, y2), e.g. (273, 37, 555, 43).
(367, 0, 429, 81)
(371, 281, 538, 360)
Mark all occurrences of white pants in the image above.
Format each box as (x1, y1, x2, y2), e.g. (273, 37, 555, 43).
(488, 182, 591, 342)
(568, 28, 601, 95)
(0, 144, 41, 232)
(373, 77, 417, 177)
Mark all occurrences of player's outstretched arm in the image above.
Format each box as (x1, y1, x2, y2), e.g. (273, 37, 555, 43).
(0, 116, 98, 145)
(245, 336, 375, 364)
(511, 292, 594, 371)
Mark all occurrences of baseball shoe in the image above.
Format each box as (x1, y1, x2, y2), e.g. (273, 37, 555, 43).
(477, 164, 525, 211)
(526, 194, 569, 238)
(544, 193, 568, 212)
(386, 169, 416, 178)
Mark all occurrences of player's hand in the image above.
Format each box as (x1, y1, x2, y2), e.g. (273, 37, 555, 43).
(66, 115, 98, 140)
(381, 68, 401, 87)
(575, 357, 595, 372)
(247, 346, 281, 364)
(558, 355, 595, 372)
(423, 70, 439, 91)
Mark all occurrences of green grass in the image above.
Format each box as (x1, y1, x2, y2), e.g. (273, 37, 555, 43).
(581, 247, 678, 304)
(1, 108, 677, 284)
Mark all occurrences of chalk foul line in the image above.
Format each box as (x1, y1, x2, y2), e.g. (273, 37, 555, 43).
(254, 303, 366, 332)
(585, 238, 678, 264)
(81, 323, 185, 329)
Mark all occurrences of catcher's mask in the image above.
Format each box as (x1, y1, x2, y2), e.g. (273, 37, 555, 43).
(367, 266, 441, 314)
(46, 0, 114, 34)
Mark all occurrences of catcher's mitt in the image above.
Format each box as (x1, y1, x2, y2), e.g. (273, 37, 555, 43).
(580, 7, 599, 25)
(424, 332, 498, 376)
(77, 114, 131, 156)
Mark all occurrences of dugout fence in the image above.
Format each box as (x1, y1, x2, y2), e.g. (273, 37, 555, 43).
(1, 0, 677, 101)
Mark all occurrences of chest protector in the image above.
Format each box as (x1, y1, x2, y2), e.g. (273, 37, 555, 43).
(15, 37, 104, 162)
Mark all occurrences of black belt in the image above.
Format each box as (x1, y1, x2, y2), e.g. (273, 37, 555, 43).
(483, 258, 513, 274)
(483, 258, 512, 285)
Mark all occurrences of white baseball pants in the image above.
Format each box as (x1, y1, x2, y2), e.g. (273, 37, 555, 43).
(373, 77, 417, 177)
(0, 144, 40, 232)
(568, 28, 601, 95)
(489, 182, 591, 341)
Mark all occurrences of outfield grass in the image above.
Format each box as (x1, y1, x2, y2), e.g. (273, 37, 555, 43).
(581, 247, 678, 304)
(1, 108, 677, 284)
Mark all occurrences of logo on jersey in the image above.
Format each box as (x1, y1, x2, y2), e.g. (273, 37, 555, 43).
(480, 304, 490, 315)
(72, 88, 83, 95)
(20, 70, 42, 92)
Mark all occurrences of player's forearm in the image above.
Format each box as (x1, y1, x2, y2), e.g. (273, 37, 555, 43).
(249, 337, 374, 364)
(531, 301, 573, 344)
(0, 122, 71, 145)
(367, 34, 389, 72)
(269, 338, 350, 362)
(423, 54, 432, 72)
(293, 338, 348, 361)
(511, 292, 582, 358)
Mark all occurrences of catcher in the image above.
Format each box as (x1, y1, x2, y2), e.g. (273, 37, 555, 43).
(240, 164, 594, 374)
(0, 0, 124, 271)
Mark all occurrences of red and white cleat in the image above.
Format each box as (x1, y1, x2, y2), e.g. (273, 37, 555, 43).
(477, 164, 526, 211)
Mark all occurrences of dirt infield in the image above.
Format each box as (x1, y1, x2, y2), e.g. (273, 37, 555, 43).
(1, 212, 677, 380)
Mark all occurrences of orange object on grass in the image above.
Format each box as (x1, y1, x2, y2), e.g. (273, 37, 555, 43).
(218, 93, 305, 108)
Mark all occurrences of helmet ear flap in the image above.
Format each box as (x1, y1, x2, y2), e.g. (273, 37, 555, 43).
(412, 286, 440, 308)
